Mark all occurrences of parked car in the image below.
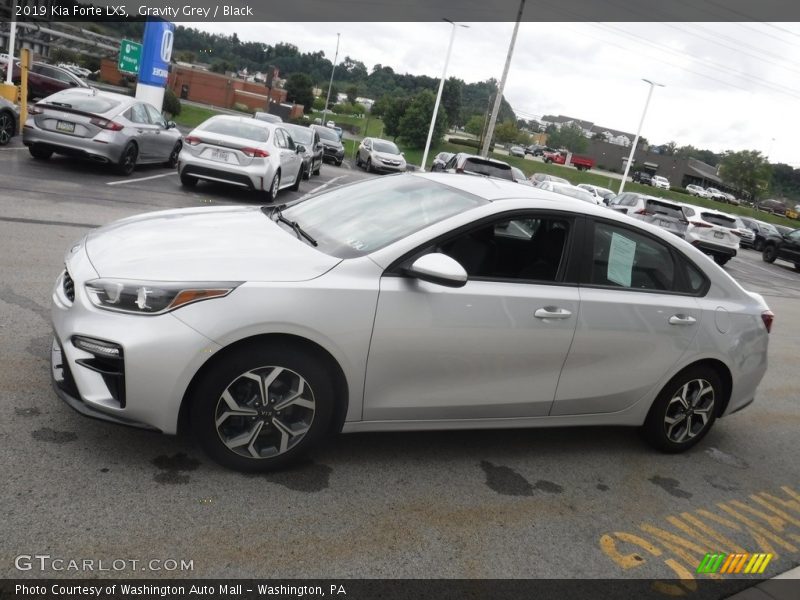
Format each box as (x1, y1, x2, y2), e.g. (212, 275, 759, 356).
(310, 124, 344, 166)
(23, 88, 182, 175)
(609, 192, 659, 215)
(739, 217, 780, 251)
(650, 175, 670, 190)
(430, 151, 454, 172)
(774, 225, 793, 237)
(50, 173, 772, 472)
(722, 192, 740, 206)
(577, 183, 616, 205)
(536, 181, 597, 204)
(356, 137, 407, 173)
(283, 123, 323, 179)
(254, 112, 282, 124)
(542, 150, 594, 171)
(630, 197, 688, 238)
(509, 145, 525, 158)
(680, 206, 740, 265)
(705, 188, 729, 202)
(524, 144, 547, 156)
(2, 60, 90, 100)
(686, 184, 710, 198)
(442, 153, 514, 181)
(510, 166, 533, 186)
(732, 217, 756, 248)
(529, 172, 569, 186)
(178, 115, 303, 200)
(757, 199, 787, 216)
(762, 227, 800, 271)
(632, 171, 653, 185)
(58, 63, 92, 78)
(0, 96, 19, 146)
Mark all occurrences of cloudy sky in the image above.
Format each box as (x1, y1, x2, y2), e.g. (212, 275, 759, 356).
(182, 21, 800, 165)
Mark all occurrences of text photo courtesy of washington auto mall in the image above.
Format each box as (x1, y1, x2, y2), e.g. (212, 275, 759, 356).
(1, 0, 800, 599)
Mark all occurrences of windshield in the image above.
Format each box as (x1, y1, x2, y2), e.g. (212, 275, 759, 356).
(200, 119, 269, 143)
(285, 125, 312, 145)
(511, 166, 526, 181)
(462, 158, 513, 180)
(761, 223, 779, 235)
(646, 200, 684, 219)
(315, 127, 340, 142)
(283, 176, 487, 258)
(373, 140, 399, 154)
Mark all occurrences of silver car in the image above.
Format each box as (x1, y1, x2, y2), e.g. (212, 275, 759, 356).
(22, 88, 182, 175)
(356, 137, 406, 173)
(51, 174, 771, 472)
(178, 115, 304, 201)
(0, 96, 19, 145)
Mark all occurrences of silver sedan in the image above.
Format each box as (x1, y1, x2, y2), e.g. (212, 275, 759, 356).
(51, 174, 771, 472)
(22, 88, 182, 175)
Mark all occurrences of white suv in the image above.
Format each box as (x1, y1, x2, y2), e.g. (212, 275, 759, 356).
(651, 175, 670, 190)
(686, 184, 709, 198)
(680, 204, 740, 265)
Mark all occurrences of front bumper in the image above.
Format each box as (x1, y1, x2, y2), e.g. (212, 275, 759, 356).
(23, 124, 123, 163)
(51, 253, 222, 434)
(321, 145, 344, 163)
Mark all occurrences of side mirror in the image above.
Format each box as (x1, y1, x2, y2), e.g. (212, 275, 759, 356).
(296, 144, 306, 154)
(166, 121, 176, 129)
(407, 253, 468, 288)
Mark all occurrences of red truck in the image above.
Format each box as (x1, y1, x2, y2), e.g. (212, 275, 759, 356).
(543, 150, 595, 171)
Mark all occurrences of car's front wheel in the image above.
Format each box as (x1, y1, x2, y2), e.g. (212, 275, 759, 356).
(190, 343, 335, 472)
(165, 141, 182, 169)
(763, 245, 778, 263)
(642, 366, 721, 453)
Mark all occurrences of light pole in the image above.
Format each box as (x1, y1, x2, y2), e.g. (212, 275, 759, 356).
(420, 19, 468, 172)
(320, 33, 340, 129)
(618, 78, 664, 194)
(4, 0, 17, 85)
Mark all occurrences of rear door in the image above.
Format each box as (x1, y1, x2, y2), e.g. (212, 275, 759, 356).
(780, 230, 800, 263)
(552, 218, 703, 416)
(125, 103, 157, 159)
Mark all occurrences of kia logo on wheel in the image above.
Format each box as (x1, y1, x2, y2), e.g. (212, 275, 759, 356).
(160, 30, 174, 63)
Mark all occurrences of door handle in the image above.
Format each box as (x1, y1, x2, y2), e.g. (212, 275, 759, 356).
(534, 307, 572, 320)
(669, 314, 697, 326)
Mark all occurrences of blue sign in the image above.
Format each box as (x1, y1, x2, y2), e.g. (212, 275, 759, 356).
(138, 20, 174, 87)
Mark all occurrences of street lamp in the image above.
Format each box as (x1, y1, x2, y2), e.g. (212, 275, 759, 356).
(618, 78, 665, 194)
(420, 19, 468, 172)
(320, 33, 340, 130)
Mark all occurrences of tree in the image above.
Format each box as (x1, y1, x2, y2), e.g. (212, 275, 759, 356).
(398, 90, 447, 148)
(494, 121, 520, 144)
(346, 84, 359, 104)
(547, 123, 588, 153)
(464, 115, 484, 137)
(442, 77, 463, 127)
(718, 150, 772, 200)
(285, 73, 315, 113)
(663, 141, 677, 156)
(383, 96, 411, 140)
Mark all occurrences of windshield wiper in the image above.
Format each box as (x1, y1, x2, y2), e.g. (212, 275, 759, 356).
(263, 205, 317, 247)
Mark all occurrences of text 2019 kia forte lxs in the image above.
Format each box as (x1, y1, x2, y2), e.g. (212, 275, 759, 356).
(51, 174, 771, 472)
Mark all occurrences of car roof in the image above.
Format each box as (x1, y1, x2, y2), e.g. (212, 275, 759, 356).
(205, 114, 275, 129)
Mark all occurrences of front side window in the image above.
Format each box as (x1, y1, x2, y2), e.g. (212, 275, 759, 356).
(144, 104, 165, 127)
(127, 104, 150, 125)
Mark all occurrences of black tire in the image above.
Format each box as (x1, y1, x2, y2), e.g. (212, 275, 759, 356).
(642, 366, 722, 453)
(366, 158, 373, 172)
(545, 158, 552, 164)
(355, 153, 362, 168)
(312, 161, 321, 176)
(290, 166, 302, 191)
(0, 110, 14, 146)
(180, 172, 198, 188)
(753, 238, 764, 252)
(336, 159, 343, 167)
(794, 263, 800, 273)
(29, 145, 53, 160)
(302, 161, 311, 180)
(190, 343, 336, 472)
(116, 143, 137, 176)
(714, 255, 730, 266)
(762, 245, 778, 263)
(265, 170, 280, 202)
(165, 141, 182, 169)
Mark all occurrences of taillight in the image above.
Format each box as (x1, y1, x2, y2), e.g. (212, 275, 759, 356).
(761, 310, 774, 333)
(184, 136, 202, 146)
(90, 117, 123, 131)
(635, 209, 649, 215)
(731, 230, 743, 237)
(28, 105, 43, 115)
(690, 221, 713, 228)
(241, 147, 269, 158)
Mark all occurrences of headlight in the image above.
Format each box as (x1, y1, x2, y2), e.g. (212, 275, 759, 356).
(85, 279, 240, 315)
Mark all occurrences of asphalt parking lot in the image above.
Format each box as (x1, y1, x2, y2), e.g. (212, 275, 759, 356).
(1, 138, 799, 590)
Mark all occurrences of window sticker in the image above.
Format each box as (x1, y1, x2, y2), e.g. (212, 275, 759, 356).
(607, 232, 636, 287)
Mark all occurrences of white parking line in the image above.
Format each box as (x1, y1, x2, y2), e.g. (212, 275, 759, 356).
(106, 172, 177, 186)
(0, 147, 29, 151)
(306, 175, 347, 195)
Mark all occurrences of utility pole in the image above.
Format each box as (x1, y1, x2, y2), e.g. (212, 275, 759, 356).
(320, 33, 340, 128)
(618, 78, 664, 194)
(480, 0, 525, 157)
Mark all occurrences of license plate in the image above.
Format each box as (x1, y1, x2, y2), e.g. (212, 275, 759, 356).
(659, 220, 672, 228)
(56, 120, 75, 133)
(714, 231, 725, 239)
(211, 149, 230, 162)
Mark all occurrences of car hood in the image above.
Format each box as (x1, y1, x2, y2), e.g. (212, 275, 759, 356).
(84, 206, 340, 282)
(321, 139, 342, 149)
(374, 151, 404, 162)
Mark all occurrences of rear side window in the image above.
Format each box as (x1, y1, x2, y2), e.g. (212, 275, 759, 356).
(701, 212, 737, 229)
(462, 158, 513, 180)
(200, 119, 269, 143)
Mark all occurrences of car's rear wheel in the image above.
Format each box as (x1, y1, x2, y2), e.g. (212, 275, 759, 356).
(165, 141, 181, 168)
(0, 110, 14, 146)
(180, 172, 198, 187)
(190, 343, 335, 472)
(763, 245, 778, 263)
(29, 145, 52, 160)
(642, 366, 721, 453)
(116, 143, 137, 176)
(265, 170, 280, 202)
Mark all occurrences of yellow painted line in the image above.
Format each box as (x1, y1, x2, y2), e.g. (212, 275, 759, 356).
(680, 513, 747, 553)
(717, 503, 798, 553)
(752, 495, 800, 528)
(731, 499, 789, 532)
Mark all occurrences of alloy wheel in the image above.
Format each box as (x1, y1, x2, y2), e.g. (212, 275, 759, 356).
(0, 113, 12, 145)
(663, 379, 715, 443)
(214, 366, 315, 459)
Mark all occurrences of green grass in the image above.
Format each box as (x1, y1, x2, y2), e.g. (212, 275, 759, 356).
(174, 105, 222, 129)
(311, 111, 385, 138)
